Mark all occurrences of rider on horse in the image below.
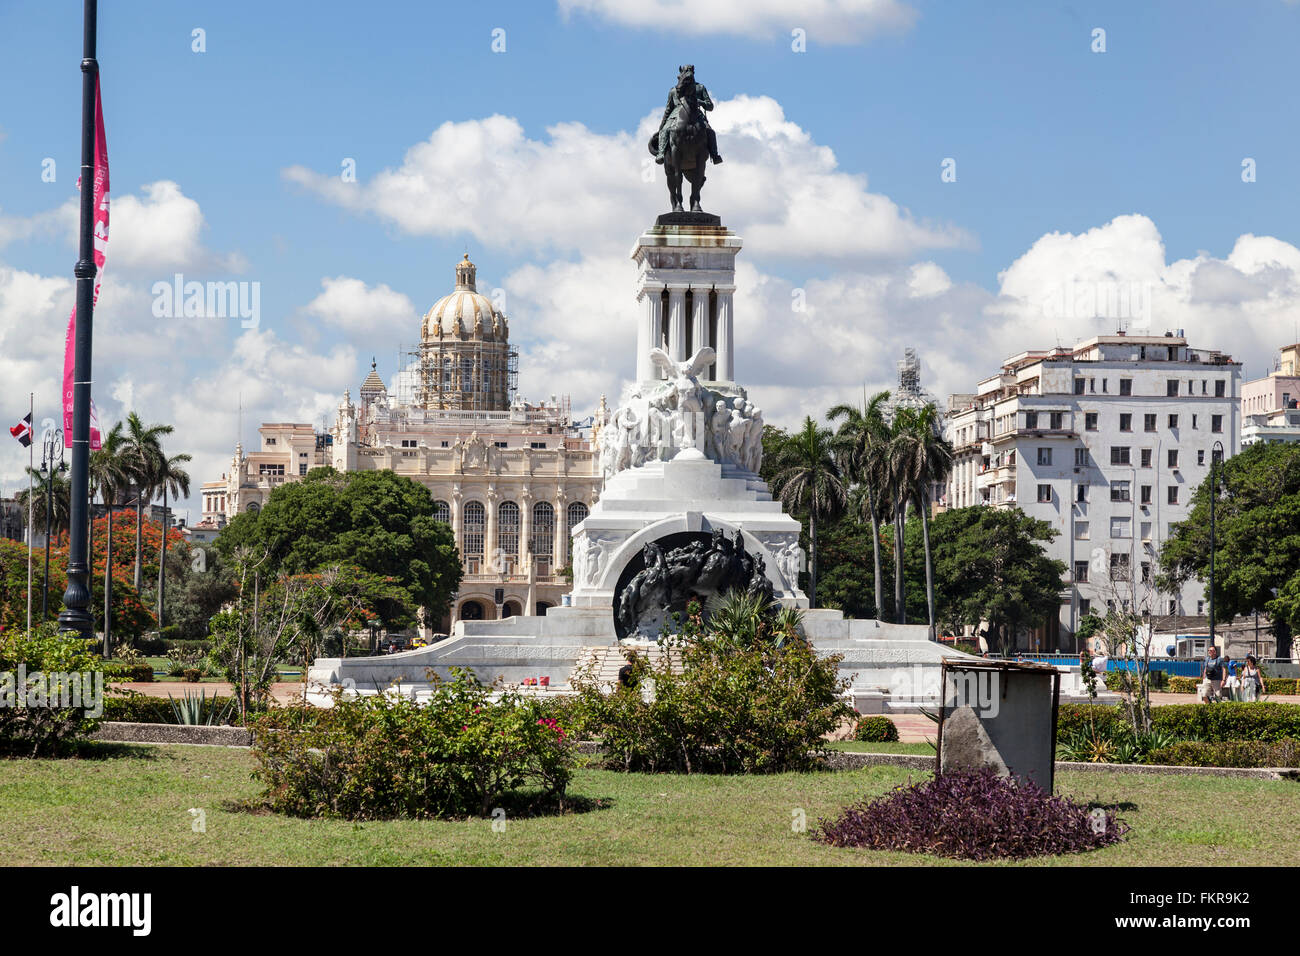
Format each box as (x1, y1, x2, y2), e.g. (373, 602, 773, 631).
(654, 64, 723, 166)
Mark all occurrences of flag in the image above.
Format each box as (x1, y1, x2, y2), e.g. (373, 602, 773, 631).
(9, 413, 32, 447)
(62, 75, 107, 452)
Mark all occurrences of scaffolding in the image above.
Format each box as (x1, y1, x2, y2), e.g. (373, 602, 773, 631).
(391, 340, 519, 412)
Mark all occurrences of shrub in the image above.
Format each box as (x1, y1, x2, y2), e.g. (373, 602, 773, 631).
(1150, 702, 1300, 742)
(1057, 725, 1181, 764)
(105, 662, 154, 683)
(1263, 677, 1300, 696)
(573, 630, 851, 774)
(250, 671, 574, 819)
(182, 668, 201, 683)
(1057, 703, 1123, 737)
(1103, 668, 1168, 692)
(854, 716, 900, 742)
(1168, 676, 1199, 695)
(0, 624, 105, 757)
(815, 769, 1128, 860)
(1148, 738, 1300, 768)
(103, 690, 240, 725)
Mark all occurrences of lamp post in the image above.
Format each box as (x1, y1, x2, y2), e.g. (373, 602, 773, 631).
(1208, 439, 1224, 652)
(56, 0, 99, 639)
(39, 428, 65, 620)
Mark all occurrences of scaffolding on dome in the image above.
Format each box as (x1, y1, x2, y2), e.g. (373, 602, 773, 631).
(884, 347, 937, 424)
(390, 340, 519, 412)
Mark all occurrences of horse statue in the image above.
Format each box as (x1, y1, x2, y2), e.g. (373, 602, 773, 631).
(648, 66, 717, 214)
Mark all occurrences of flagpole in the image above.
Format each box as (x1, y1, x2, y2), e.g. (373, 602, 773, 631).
(58, 0, 98, 638)
(26, 392, 33, 634)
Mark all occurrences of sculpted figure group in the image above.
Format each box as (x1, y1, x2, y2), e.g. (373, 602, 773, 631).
(616, 529, 776, 637)
(598, 346, 764, 482)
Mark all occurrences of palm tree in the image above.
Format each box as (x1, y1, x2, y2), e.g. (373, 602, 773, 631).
(154, 451, 192, 628)
(90, 422, 128, 653)
(17, 465, 72, 541)
(767, 416, 846, 607)
(122, 413, 172, 593)
(829, 389, 891, 619)
(889, 404, 954, 638)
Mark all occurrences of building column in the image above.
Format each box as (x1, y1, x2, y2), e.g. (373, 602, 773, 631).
(519, 491, 532, 575)
(636, 289, 664, 383)
(552, 496, 567, 570)
(485, 489, 498, 574)
(450, 490, 462, 545)
(691, 288, 710, 368)
(667, 285, 688, 363)
(715, 287, 735, 381)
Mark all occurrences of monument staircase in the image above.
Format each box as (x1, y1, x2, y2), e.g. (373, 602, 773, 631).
(568, 642, 685, 692)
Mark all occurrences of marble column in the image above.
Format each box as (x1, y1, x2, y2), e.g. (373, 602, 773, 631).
(637, 289, 664, 383)
(519, 492, 532, 576)
(667, 285, 688, 363)
(552, 497, 567, 571)
(485, 490, 498, 575)
(715, 288, 735, 382)
(691, 288, 710, 368)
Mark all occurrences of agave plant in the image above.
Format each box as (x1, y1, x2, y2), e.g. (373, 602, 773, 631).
(167, 689, 234, 726)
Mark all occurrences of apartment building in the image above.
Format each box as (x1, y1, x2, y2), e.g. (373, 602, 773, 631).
(946, 332, 1241, 649)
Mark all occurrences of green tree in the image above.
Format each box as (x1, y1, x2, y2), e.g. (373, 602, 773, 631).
(890, 404, 953, 638)
(216, 467, 462, 629)
(89, 422, 128, 651)
(1159, 442, 1300, 658)
(766, 417, 846, 607)
(122, 413, 171, 593)
(925, 506, 1066, 653)
(17, 464, 70, 542)
(153, 452, 191, 628)
(828, 389, 892, 620)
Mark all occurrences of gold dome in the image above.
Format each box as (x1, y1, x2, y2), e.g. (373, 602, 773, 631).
(422, 254, 507, 342)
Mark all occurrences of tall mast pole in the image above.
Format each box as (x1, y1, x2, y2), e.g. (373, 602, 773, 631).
(58, 0, 99, 638)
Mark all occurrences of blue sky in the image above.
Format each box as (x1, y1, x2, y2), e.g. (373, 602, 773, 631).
(2, 0, 1298, 513)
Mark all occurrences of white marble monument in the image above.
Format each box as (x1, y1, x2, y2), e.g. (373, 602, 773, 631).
(308, 215, 970, 706)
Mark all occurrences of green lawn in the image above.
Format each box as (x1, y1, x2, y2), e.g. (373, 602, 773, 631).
(0, 745, 1296, 866)
(828, 741, 934, 755)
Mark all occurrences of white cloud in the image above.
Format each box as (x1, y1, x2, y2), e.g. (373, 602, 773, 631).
(283, 95, 969, 262)
(302, 276, 417, 333)
(0, 181, 244, 275)
(556, 0, 918, 44)
(988, 214, 1298, 383)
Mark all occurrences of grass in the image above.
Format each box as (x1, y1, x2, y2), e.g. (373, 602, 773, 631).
(0, 744, 1296, 866)
(828, 741, 934, 755)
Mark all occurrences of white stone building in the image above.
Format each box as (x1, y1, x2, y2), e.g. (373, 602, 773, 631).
(202, 256, 601, 633)
(945, 332, 1241, 649)
(1241, 341, 1300, 446)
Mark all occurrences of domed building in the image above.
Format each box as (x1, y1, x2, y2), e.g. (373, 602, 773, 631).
(201, 254, 601, 637)
(418, 254, 517, 411)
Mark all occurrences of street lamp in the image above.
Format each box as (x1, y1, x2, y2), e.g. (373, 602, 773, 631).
(1208, 439, 1224, 652)
(39, 428, 66, 620)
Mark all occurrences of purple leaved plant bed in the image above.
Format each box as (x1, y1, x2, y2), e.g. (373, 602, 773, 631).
(815, 769, 1129, 861)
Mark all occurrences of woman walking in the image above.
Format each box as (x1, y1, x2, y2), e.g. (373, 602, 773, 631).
(1239, 655, 1263, 703)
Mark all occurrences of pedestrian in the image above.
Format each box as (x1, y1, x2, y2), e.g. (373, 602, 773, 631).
(1201, 645, 1224, 703)
(1240, 654, 1263, 702)
(1222, 655, 1238, 701)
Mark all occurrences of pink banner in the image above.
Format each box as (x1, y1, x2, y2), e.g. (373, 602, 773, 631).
(62, 75, 107, 450)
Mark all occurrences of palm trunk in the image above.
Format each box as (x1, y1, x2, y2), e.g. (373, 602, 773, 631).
(920, 494, 936, 641)
(133, 491, 144, 592)
(104, 507, 113, 656)
(808, 510, 818, 608)
(866, 487, 884, 621)
(157, 486, 167, 629)
(893, 501, 906, 624)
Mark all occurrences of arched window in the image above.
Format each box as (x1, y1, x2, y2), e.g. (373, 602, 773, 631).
(462, 501, 485, 556)
(502, 600, 521, 619)
(432, 499, 451, 525)
(459, 600, 484, 621)
(497, 501, 520, 558)
(565, 501, 588, 566)
(530, 501, 554, 557)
